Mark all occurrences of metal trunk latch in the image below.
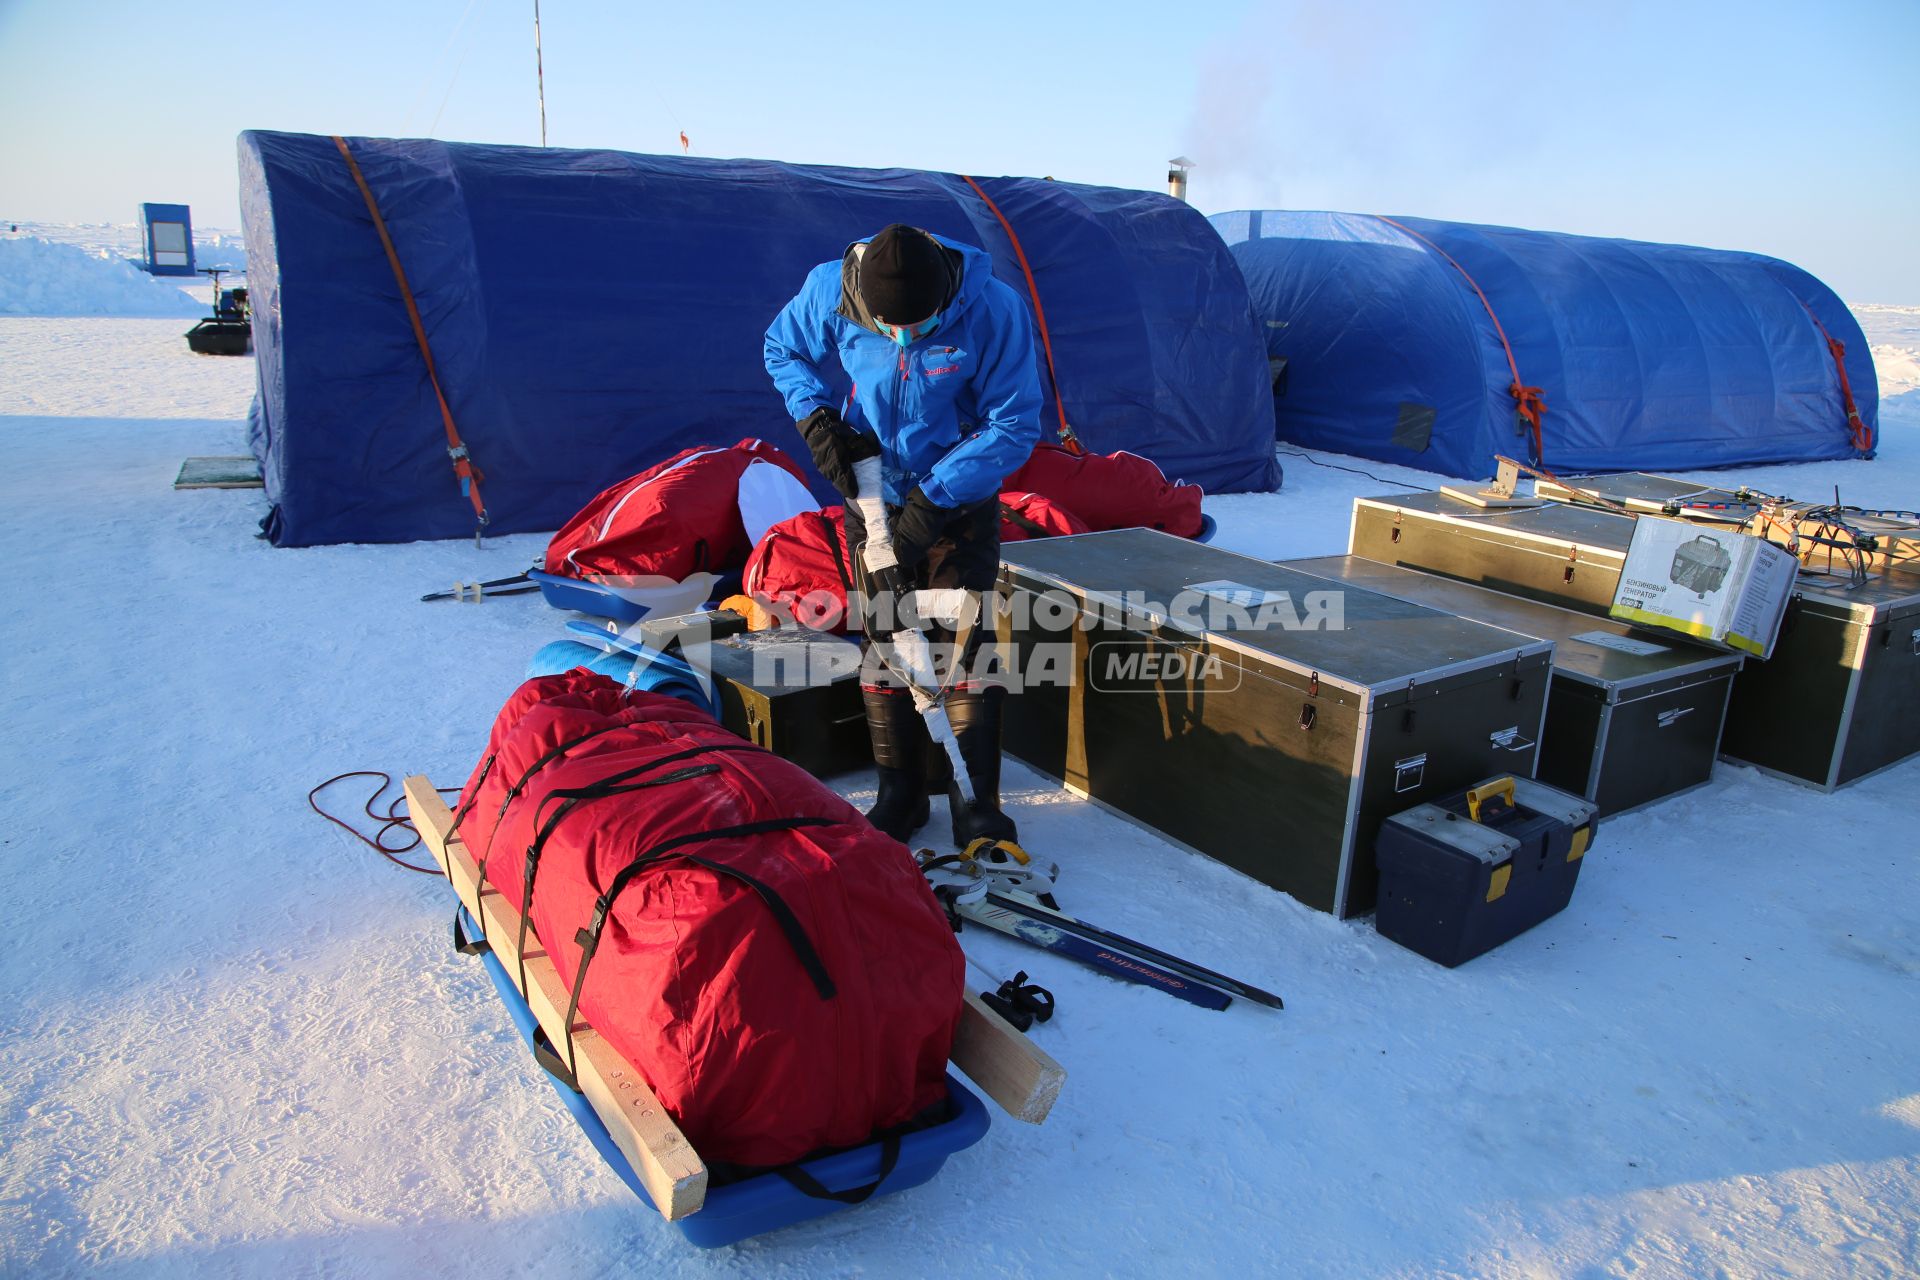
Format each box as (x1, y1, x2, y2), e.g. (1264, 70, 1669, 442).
(1489, 726, 1535, 754)
(1393, 753, 1427, 793)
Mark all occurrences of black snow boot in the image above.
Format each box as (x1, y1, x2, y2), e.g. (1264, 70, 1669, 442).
(862, 685, 930, 841)
(944, 685, 1019, 849)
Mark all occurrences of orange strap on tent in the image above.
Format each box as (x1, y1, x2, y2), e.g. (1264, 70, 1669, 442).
(333, 135, 490, 537)
(959, 174, 1084, 455)
(1795, 304, 1875, 454)
(1375, 215, 1546, 466)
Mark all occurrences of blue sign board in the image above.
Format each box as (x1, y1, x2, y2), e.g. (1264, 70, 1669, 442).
(140, 203, 195, 276)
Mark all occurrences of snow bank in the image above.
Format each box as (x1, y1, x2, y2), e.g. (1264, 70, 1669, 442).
(0, 236, 204, 318)
(190, 231, 248, 273)
(1857, 304, 1920, 433)
(2, 221, 247, 275)
(1872, 344, 1920, 397)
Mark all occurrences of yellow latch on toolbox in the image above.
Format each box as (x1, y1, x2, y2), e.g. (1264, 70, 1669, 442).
(1466, 777, 1517, 823)
(1568, 826, 1591, 862)
(1486, 864, 1512, 902)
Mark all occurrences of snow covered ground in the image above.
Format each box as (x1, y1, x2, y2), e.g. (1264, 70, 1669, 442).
(1, 297, 1917, 1277)
(0, 238, 205, 319)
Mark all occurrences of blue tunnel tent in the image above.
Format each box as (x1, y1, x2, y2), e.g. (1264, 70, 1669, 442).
(1210, 210, 1877, 480)
(239, 130, 1280, 547)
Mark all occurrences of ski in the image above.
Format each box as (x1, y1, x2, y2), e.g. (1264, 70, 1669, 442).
(421, 572, 537, 602)
(955, 895, 1234, 1010)
(980, 891, 1285, 1011)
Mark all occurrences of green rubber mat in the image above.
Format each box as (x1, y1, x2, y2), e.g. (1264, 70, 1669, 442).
(174, 456, 263, 489)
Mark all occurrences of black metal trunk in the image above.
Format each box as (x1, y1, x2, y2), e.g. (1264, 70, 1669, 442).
(997, 530, 1551, 918)
(1287, 556, 1741, 816)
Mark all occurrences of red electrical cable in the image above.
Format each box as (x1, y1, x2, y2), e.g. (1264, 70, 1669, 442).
(959, 174, 1085, 455)
(308, 771, 452, 874)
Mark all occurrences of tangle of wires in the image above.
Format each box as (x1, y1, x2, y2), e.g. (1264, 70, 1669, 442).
(1536, 473, 1916, 592)
(309, 771, 454, 874)
(1737, 491, 1918, 592)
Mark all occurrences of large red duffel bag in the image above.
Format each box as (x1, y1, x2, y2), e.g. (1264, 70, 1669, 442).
(739, 506, 856, 633)
(454, 671, 963, 1169)
(545, 439, 813, 582)
(1003, 443, 1204, 537)
(997, 490, 1091, 542)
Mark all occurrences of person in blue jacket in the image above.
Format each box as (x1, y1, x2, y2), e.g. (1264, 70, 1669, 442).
(765, 223, 1043, 847)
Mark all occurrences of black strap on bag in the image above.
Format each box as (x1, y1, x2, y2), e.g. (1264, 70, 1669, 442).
(445, 752, 495, 848)
(513, 761, 724, 994)
(997, 501, 1052, 539)
(479, 736, 763, 984)
(773, 1132, 903, 1205)
(508, 743, 759, 993)
(821, 510, 856, 596)
(543, 816, 840, 1091)
(530, 1024, 575, 1089)
(510, 740, 762, 870)
(452, 908, 489, 956)
(476, 719, 658, 878)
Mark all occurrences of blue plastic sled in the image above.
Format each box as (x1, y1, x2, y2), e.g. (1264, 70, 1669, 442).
(456, 906, 990, 1247)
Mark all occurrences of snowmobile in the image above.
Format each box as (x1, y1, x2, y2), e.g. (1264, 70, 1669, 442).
(185, 267, 252, 356)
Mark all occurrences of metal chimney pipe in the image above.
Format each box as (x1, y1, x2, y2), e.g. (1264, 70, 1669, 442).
(1167, 156, 1195, 202)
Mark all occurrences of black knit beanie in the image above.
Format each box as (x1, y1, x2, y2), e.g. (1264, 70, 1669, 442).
(859, 224, 949, 324)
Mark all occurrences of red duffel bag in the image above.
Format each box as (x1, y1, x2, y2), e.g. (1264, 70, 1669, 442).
(998, 490, 1091, 542)
(451, 669, 704, 907)
(739, 506, 856, 633)
(545, 439, 812, 581)
(736, 492, 1089, 633)
(1003, 443, 1204, 538)
(455, 672, 963, 1169)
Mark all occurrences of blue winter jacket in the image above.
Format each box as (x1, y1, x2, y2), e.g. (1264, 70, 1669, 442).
(764, 233, 1043, 508)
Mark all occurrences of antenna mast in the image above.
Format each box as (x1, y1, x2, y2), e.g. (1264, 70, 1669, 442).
(533, 0, 548, 145)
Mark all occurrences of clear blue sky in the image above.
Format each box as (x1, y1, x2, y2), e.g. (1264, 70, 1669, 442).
(2, 0, 1915, 299)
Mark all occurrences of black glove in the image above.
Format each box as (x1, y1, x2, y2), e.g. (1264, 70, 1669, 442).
(797, 406, 879, 499)
(888, 487, 951, 570)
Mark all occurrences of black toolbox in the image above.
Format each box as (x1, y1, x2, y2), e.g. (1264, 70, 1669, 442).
(1288, 555, 1743, 816)
(996, 529, 1553, 918)
(1348, 491, 1920, 791)
(1375, 775, 1598, 967)
(699, 629, 871, 779)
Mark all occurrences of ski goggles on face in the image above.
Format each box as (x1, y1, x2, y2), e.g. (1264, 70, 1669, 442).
(878, 312, 942, 346)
